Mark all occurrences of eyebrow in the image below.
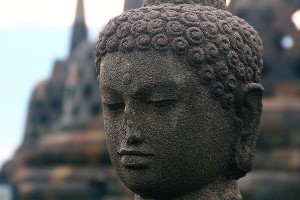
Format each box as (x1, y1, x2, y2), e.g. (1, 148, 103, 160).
(100, 87, 123, 102)
(101, 81, 181, 99)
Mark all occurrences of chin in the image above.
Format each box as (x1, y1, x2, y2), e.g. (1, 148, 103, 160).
(118, 170, 163, 196)
(128, 184, 179, 199)
(118, 168, 199, 199)
(131, 184, 200, 199)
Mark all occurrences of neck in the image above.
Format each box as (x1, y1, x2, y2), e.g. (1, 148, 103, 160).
(134, 179, 242, 200)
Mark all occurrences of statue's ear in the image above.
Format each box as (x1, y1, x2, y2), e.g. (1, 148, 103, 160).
(232, 83, 264, 178)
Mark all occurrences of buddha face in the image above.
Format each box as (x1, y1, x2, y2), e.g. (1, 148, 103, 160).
(100, 50, 237, 198)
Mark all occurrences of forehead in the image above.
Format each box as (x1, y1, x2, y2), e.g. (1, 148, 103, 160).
(99, 50, 197, 92)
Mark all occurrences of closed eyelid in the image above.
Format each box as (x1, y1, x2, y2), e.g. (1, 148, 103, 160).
(134, 83, 181, 100)
(147, 95, 179, 102)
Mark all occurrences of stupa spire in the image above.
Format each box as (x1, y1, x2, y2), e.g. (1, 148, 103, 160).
(70, 0, 88, 55)
(75, 0, 85, 23)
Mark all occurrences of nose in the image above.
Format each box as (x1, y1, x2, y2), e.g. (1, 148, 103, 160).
(126, 131, 142, 145)
(124, 102, 142, 145)
(124, 118, 143, 145)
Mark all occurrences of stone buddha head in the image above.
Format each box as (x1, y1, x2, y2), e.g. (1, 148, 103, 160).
(96, 0, 263, 199)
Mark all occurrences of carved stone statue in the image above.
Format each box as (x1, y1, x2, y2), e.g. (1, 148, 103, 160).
(95, 0, 263, 199)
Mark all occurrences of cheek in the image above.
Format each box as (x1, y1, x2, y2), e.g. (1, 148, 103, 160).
(146, 111, 178, 132)
(153, 96, 217, 162)
(140, 104, 184, 141)
(140, 103, 204, 163)
(103, 111, 123, 152)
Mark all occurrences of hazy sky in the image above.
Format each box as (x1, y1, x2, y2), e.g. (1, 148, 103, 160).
(0, 0, 124, 28)
(0, 0, 124, 168)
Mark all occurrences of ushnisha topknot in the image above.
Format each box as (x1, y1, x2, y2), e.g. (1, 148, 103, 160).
(95, 0, 263, 112)
(143, 0, 227, 10)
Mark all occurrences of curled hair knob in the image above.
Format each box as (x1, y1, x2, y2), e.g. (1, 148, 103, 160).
(143, 0, 227, 10)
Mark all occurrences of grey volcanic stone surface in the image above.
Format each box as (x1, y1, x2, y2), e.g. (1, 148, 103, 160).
(96, 0, 264, 199)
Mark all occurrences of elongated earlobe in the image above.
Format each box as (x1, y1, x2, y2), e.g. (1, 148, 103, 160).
(230, 83, 264, 179)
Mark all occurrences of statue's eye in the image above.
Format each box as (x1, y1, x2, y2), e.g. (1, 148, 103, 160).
(148, 99, 178, 108)
(106, 103, 125, 111)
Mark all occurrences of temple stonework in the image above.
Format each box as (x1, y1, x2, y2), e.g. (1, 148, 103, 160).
(124, 0, 143, 11)
(229, 0, 300, 199)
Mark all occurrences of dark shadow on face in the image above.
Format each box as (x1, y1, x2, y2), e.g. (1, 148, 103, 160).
(100, 50, 237, 198)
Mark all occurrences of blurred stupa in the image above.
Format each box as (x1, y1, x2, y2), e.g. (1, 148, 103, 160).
(1, 1, 135, 199)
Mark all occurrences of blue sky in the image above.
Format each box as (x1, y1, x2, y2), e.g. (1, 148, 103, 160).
(0, 0, 124, 168)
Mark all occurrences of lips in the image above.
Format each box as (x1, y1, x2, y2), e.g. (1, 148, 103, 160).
(118, 149, 155, 169)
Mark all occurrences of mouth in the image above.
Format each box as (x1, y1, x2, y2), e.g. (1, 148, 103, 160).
(118, 149, 155, 169)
